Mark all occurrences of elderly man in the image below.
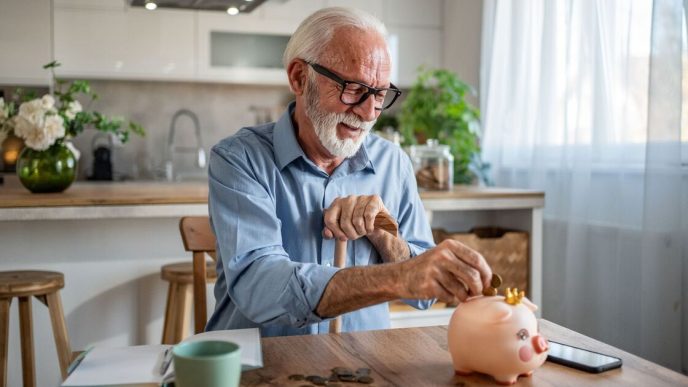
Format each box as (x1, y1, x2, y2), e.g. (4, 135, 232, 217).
(206, 7, 492, 336)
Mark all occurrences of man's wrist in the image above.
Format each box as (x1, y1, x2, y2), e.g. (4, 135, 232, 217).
(367, 229, 410, 263)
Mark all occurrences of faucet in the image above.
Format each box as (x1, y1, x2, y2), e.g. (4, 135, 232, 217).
(165, 109, 207, 181)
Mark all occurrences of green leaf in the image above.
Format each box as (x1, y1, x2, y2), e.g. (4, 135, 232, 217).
(398, 67, 490, 185)
(42, 60, 61, 69)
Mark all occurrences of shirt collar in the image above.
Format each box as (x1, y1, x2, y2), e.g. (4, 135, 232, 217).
(273, 102, 306, 170)
(273, 101, 375, 174)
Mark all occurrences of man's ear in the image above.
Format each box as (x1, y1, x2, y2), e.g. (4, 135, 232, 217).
(287, 59, 307, 96)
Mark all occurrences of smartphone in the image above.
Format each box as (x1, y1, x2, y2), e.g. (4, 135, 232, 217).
(547, 341, 623, 373)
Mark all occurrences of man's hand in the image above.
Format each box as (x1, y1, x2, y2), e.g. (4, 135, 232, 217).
(323, 195, 389, 241)
(396, 239, 493, 304)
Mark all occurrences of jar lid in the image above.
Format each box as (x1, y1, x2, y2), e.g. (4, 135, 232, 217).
(409, 139, 451, 155)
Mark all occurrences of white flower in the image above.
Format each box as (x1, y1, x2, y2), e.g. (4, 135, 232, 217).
(41, 94, 55, 110)
(14, 97, 65, 151)
(0, 97, 6, 121)
(65, 100, 82, 120)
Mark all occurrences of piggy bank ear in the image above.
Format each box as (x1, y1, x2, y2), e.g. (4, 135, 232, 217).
(484, 301, 513, 323)
(521, 297, 538, 312)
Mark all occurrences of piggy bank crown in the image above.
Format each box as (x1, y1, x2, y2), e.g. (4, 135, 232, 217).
(505, 288, 525, 305)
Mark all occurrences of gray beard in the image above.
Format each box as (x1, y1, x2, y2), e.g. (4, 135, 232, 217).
(304, 78, 376, 159)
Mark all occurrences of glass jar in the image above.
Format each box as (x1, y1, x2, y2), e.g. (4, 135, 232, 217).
(409, 139, 454, 190)
(17, 142, 77, 193)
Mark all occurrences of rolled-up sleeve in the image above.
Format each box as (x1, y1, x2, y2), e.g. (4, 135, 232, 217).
(209, 144, 339, 327)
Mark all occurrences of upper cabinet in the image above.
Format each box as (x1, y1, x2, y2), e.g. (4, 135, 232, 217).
(196, 10, 291, 85)
(54, 6, 196, 80)
(7, 0, 443, 86)
(0, 0, 52, 85)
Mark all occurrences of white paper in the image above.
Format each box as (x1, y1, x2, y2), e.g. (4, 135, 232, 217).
(62, 328, 262, 386)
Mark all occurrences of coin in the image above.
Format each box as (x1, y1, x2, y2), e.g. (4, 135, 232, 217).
(338, 374, 357, 382)
(289, 374, 305, 381)
(306, 375, 326, 382)
(491, 273, 503, 288)
(307, 375, 327, 386)
(355, 368, 371, 376)
(357, 375, 374, 384)
(482, 286, 498, 296)
(333, 367, 354, 377)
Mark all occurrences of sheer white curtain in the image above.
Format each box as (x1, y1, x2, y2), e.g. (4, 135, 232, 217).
(481, 0, 687, 372)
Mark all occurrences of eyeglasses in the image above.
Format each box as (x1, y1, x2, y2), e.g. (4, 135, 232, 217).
(306, 62, 402, 111)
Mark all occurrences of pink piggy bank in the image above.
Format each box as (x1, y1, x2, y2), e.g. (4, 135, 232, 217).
(448, 289, 549, 385)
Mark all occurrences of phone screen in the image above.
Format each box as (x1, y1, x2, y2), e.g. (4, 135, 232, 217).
(547, 341, 622, 372)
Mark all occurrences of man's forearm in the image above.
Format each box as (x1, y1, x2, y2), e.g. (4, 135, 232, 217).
(366, 230, 410, 263)
(316, 263, 402, 318)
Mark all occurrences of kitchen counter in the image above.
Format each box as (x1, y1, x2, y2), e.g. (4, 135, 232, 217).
(0, 181, 543, 220)
(0, 182, 210, 221)
(0, 181, 209, 207)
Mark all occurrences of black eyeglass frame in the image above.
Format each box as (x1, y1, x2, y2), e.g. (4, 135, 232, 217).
(306, 61, 402, 111)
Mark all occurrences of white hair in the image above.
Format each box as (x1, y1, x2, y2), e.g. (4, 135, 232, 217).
(282, 7, 388, 68)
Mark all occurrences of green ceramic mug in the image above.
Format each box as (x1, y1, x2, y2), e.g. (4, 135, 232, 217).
(173, 340, 241, 387)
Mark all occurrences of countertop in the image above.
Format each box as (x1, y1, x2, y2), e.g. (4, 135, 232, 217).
(0, 182, 544, 221)
(0, 181, 543, 208)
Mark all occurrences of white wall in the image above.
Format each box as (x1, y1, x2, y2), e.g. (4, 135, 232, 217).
(442, 0, 483, 105)
(67, 80, 292, 181)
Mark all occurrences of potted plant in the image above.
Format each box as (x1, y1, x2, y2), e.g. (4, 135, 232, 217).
(398, 67, 492, 186)
(0, 61, 144, 193)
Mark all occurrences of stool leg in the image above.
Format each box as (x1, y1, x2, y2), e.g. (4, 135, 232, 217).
(161, 283, 177, 345)
(192, 252, 208, 334)
(18, 297, 35, 387)
(173, 284, 192, 344)
(45, 291, 71, 381)
(0, 298, 11, 387)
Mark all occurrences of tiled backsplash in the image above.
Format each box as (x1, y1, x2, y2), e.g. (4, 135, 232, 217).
(70, 80, 292, 180)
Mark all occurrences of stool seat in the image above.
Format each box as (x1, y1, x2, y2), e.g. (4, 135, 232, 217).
(0, 270, 71, 387)
(161, 261, 217, 284)
(0, 271, 64, 298)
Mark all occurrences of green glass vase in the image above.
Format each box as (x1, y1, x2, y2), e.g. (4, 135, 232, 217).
(17, 142, 77, 193)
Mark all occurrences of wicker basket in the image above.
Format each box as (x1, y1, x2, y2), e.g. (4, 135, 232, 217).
(432, 227, 529, 294)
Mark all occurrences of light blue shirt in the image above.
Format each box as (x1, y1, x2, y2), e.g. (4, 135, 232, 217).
(206, 102, 435, 337)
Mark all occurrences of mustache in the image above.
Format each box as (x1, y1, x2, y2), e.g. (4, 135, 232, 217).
(335, 112, 376, 131)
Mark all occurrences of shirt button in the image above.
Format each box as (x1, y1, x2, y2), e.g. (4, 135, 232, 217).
(326, 263, 331, 267)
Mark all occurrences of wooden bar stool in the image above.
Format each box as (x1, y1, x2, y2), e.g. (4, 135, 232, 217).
(160, 216, 218, 344)
(0, 271, 72, 387)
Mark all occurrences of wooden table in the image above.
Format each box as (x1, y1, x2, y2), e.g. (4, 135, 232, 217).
(241, 320, 688, 386)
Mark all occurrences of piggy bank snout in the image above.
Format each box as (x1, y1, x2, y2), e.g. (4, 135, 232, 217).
(533, 335, 548, 354)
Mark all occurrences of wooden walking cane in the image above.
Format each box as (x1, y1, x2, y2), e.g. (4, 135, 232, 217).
(329, 212, 399, 333)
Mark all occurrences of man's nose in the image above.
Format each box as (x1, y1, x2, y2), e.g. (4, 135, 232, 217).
(352, 94, 379, 122)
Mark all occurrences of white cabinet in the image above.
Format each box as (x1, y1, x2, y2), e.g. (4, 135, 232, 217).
(196, 11, 291, 85)
(325, 0, 384, 19)
(260, 0, 325, 30)
(388, 27, 442, 87)
(0, 0, 52, 85)
(42, 0, 443, 86)
(383, 0, 442, 27)
(53, 0, 126, 10)
(54, 7, 195, 80)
